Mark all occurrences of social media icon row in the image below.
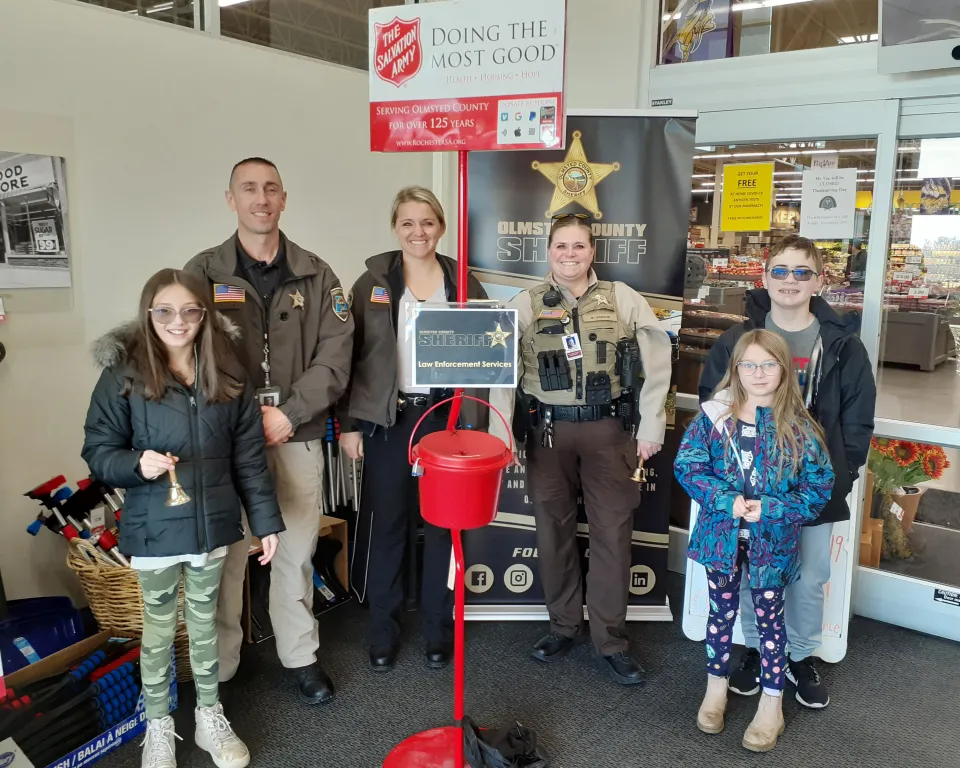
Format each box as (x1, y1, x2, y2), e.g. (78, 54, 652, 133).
(464, 563, 534, 594)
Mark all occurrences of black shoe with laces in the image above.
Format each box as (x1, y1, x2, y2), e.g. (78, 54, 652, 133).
(291, 663, 336, 705)
(595, 650, 647, 686)
(787, 656, 830, 709)
(727, 648, 761, 696)
(531, 631, 576, 663)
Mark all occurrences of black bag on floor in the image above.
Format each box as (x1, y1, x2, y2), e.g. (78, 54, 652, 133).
(462, 716, 549, 768)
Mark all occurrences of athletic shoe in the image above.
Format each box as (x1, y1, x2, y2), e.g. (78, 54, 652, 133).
(195, 702, 251, 768)
(141, 716, 180, 768)
(786, 657, 830, 709)
(727, 648, 761, 696)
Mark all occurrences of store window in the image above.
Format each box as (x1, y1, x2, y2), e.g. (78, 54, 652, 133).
(679, 138, 878, 403)
(659, 0, 878, 65)
(875, 138, 960, 428)
(220, 0, 406, 70)
(864, 438, 960, 590)
(76, 0, 196, 28)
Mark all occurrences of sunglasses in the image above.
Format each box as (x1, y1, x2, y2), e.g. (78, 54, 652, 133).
(768, 266, 819, 282)
(737, 360, 780, 376)
(150, 306, 206, 325)
(552, 213, 590, 221)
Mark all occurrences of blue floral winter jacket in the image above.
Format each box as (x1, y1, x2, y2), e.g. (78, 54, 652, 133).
(674, 396, 834, 589)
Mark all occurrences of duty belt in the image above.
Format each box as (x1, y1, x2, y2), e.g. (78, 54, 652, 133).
(540, 403, 615, 422)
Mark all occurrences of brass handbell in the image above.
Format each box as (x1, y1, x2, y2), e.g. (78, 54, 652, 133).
(630, 458, 645, 484)
(164, 452, 191, 507)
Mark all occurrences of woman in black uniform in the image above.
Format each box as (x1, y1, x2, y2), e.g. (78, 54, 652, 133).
(341, 186, 487, 672)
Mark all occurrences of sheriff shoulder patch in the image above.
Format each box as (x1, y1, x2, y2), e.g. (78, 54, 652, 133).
(331, 287, 349, 322)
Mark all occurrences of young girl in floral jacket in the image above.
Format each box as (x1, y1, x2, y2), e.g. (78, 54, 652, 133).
(675, 329, 834, 753)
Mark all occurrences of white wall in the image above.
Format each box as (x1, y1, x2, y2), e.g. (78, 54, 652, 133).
(0, 0, 431, 603)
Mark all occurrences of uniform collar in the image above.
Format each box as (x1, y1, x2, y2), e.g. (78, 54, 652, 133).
(545, 269, 599, 304)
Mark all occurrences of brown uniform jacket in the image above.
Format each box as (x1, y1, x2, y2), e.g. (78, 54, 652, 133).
(184, 233, 354, 443)
(343, 251, 488, 432)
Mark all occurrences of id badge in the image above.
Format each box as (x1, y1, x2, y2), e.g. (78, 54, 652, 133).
(257, 386, 282, 407)
(562, 333, 583, 361)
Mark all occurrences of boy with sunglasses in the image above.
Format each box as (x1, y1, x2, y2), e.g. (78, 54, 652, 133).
(698, 234, 875, 710)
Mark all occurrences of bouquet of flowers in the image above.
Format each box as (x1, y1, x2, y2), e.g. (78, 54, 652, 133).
(868, 439, 949, 560)
(869, 438, 949, 493)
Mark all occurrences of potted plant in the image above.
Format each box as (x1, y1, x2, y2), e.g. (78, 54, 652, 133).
(867, 438, 949, 559)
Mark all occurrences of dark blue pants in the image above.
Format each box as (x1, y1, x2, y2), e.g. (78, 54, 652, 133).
(705, 539, 788, 693)
(362, 403, 454, 649)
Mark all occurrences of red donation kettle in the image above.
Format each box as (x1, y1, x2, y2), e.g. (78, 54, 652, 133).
(408, 395, 514, 531)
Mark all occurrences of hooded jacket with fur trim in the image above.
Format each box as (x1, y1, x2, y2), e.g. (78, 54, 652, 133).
(81, 318, 284, 558)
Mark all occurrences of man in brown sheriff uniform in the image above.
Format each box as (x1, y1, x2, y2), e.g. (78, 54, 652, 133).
(184, 157, 353, 705)
(490, 215, 671, 686)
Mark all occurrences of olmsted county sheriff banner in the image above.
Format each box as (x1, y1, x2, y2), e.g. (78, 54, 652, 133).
(462, 113, 696, 614)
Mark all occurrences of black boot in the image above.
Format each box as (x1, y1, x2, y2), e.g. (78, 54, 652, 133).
(290, 663, 336, 705)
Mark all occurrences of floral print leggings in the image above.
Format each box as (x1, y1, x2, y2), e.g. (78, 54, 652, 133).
(705, 539, 787, 694)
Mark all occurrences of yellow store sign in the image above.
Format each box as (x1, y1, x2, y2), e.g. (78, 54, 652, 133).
(721, 163, 774, 232)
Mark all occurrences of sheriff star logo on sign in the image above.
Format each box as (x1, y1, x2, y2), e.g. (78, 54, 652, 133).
(374, 17, 423, 88)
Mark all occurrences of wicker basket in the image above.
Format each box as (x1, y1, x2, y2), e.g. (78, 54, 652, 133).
(66, 537, 193, 682)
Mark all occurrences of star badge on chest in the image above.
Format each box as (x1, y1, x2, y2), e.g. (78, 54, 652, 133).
(289, 289, 306, 309)
(594, 294, 610, 307)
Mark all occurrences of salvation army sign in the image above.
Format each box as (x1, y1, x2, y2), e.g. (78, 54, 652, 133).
(368, 0, 567, 153)
(373, 17, 423, 88)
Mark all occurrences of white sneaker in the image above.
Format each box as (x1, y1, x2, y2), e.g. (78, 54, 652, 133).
(141, 716, 181, 768)
(195, 702, 251, 768)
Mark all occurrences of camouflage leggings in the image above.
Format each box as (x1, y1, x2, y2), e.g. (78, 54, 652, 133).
(138, 559, 224, 719)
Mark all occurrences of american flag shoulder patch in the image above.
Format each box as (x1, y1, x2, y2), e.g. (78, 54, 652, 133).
(370, 286, 390, 304)
(213, 283, 245, 303)
(538, 308, 565, 319)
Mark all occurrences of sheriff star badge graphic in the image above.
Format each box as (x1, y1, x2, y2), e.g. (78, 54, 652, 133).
(532, 131, 620, 220)
(486, 323, 512, 349)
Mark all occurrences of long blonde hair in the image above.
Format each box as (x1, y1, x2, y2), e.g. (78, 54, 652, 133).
(715, 329, 827, 479)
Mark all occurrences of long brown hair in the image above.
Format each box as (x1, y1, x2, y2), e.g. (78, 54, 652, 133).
(715, 329, 827, 479)
(126, 269, 242, 404)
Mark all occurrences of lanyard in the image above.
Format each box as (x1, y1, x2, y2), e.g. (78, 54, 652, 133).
(261, 333, 271, 388)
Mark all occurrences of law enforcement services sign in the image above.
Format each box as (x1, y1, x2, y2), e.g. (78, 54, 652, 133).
(412, 306, 518, 388)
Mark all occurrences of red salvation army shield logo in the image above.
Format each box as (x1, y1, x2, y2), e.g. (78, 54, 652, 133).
(374, 17, 423, 88)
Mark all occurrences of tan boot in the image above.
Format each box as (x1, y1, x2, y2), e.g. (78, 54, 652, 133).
(697, 674, 728, 734)
(743, 692, 785, 752)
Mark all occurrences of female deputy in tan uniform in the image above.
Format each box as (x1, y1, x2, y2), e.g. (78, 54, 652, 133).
(340, 186, 487, 674)
(489, 214, 672, 686)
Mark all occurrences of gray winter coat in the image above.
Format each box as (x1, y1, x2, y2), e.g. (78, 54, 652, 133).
(81, 320, 284, 557)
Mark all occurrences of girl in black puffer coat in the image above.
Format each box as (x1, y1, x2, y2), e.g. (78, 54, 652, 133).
(82, 268, 284, 768)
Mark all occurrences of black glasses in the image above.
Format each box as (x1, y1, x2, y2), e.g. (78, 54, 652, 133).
(149, 306, 206, 325)
(552, 213, 590, 221)
(768, 266, 819, 282)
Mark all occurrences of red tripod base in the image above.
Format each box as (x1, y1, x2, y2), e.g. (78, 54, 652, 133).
(383, 727, 462, 767)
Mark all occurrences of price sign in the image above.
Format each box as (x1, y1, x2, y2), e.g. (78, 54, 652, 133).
(906, 255, 923, 264)
(909, 287, 930, 298)
(712, 258, 729, 269)
(893, 271, 914, 282)
(31, 219, 60, 254)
